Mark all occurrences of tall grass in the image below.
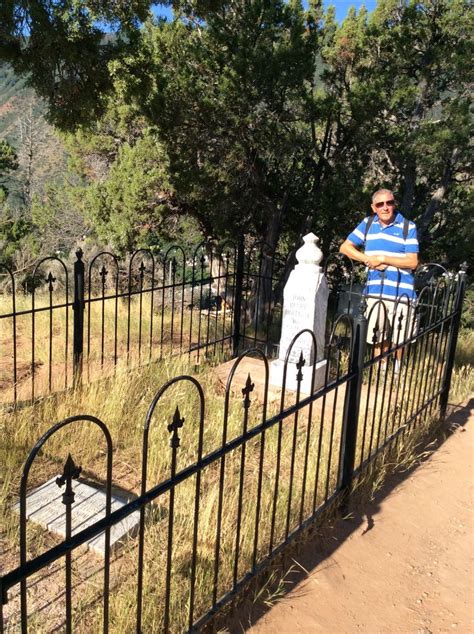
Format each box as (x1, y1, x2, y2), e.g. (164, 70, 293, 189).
(0, 353, 346, 632)
(0, 324, 472, 632)
(0, 288, 233, 404)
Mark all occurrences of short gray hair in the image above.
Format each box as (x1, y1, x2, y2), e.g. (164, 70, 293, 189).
(372, 188, 394, 202)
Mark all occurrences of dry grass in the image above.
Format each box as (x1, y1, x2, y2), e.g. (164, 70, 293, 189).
(0, 290, 233, 403)
(0, 354, 345, 632)
(449, 328, 474, 401)
(0, 323, 472, 632)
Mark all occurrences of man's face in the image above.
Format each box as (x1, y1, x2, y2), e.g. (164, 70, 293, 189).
(371, 192, 396, 226)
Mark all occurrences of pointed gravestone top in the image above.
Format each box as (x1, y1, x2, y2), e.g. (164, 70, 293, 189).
(295, 233, 323, 267)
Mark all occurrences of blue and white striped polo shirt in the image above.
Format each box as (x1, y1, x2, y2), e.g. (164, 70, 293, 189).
(347, 212, 419, 300)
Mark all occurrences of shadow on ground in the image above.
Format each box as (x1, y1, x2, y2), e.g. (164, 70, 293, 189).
(222, 398, 473, 633)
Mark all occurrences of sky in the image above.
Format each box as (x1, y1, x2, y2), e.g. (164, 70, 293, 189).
(323, 0, 377, 22)
(153, 1, 378, 24)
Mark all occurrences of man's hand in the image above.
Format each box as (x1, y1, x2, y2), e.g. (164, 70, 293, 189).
(365, 255, 387, 270)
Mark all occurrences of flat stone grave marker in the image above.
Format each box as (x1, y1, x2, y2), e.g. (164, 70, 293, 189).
(14, 478, 141, 556)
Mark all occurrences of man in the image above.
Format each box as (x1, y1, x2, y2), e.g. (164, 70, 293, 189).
(339, 188, 419, 364)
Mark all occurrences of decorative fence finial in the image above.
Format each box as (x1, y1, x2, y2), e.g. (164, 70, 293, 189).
(56, 454, 82, 506)
(168, 406, 185, 448)
(242, 373, 255, 409)
(47, 272, 56, 291)
(100, 265, 108, 283)
(296, 351, 305, 382)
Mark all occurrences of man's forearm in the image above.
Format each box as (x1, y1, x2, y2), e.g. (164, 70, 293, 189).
(340, 240, 418, 270)
(375, 253, 419, 269)
(339, 239, 366, 264)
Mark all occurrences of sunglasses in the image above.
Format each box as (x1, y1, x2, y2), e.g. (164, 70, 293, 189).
(374, 199, 395, 209)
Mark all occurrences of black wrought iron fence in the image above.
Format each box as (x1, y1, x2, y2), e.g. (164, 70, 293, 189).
(0, 242, 231, 404)
(0, 240, 465, 407)
(0, 262, 466, 633)
(0, 238, 299, 406)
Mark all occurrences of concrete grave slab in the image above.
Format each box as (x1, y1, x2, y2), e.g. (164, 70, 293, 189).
(14, 478, 141, 556)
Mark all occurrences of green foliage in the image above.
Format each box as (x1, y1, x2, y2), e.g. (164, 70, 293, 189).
(0, 1, 155, 128)
(0, 0, 472, 273)
(110, 3, 321, 248)
(0, 139, 18, 195)
(0, 139, 17, 173)
(461, 287, 474, 331)
(362, 0, 473, 241)
(0, 205, 35, 268)
(29, 178, 87, 253)
(326, 0, 473, 264)
(85, 132, 173, 251)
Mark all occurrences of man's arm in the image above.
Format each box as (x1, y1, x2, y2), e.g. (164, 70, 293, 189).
(365, 252, 418, 270)
(340, 240, 418, 270)
(339, 239, 368, 264)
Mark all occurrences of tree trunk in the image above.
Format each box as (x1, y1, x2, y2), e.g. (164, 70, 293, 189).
(252, 207, 281, 332)
(417, 147, 460, 245)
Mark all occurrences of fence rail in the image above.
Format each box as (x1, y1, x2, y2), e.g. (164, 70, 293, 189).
(1, 238, 459, 408)
(0, 259, 466, 633)
(0, 239, 300, 406)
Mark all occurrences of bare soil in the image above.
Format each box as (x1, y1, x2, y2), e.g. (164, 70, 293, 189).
(243, 399, 474, 634)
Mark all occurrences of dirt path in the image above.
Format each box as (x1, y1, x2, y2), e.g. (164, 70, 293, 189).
(247, 400, 474, 634)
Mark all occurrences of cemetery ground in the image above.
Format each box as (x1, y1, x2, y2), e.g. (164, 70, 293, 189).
(246, 397, 473, 634)
(0, 328, 472, 631)
(0, 291, 234, 404)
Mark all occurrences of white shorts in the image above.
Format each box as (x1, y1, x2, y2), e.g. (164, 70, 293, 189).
(366, 296, 417, 345)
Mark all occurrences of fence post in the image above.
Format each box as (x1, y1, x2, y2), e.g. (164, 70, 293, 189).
(73, 248, 85, 386)
(439, 263, 467, 420)
(0, 580, 5, 634)
(340, 298, 367, 500)
(232, 235, 245, 357)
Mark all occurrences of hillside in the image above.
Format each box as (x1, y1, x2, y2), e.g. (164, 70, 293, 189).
(0, 64, 42, 140)
(0, 64, 68, 202)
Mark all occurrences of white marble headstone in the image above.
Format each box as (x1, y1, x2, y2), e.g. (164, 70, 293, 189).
(270, 233, 329, 394)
